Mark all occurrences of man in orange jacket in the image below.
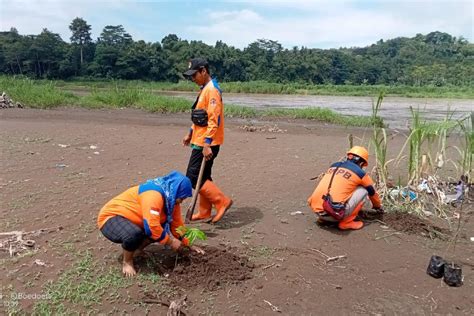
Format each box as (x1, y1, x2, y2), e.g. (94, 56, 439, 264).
(98, 171, 204, 277)
(182, 58, 233, 223)
(308, 146, 383, 230)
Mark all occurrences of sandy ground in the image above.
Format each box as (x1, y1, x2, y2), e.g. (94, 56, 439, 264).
(0, 107, 473, 315)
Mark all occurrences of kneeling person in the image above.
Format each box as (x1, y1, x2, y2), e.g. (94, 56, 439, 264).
(308, 146, 383, 230)
(97, 171, 204, 277)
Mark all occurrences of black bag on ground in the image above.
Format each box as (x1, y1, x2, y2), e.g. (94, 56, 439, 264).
(426, 255, 445, 278)
(443, 263, 463, 287)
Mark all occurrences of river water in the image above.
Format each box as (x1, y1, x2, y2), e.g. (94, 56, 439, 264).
(159, 91, 472, 129)
(66, 88, 472, 130)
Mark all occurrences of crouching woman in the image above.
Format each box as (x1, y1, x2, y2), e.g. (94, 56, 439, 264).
(97, 171, 204, 277)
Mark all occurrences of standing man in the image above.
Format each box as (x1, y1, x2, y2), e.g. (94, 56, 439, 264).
(182, 58, 232, 223)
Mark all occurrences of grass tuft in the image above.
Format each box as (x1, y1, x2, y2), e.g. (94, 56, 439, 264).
(33, 252, 131, 315)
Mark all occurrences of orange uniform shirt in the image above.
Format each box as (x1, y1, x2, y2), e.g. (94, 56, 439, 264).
(308, 161, 381, 213)
(191, 79, 224, 146)
(97, 186, 185, 245)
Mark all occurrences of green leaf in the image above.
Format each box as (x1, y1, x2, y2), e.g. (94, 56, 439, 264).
(175, 226, 207, 246)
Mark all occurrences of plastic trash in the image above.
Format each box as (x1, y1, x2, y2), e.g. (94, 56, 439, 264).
(426, 255, 445, 278)
(417, 179, 432, 194)
(290, 211, 303, 216)
(389, 187, 417, 201)
(401, 189, 417, 201)
(443, 263, 463, 287)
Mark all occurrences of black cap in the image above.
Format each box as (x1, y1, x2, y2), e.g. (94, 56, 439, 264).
(183, 58, 208, 77)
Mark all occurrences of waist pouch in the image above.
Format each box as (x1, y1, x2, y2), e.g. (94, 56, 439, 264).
(191, 109, 208, 127)
(322, 194, 346, 221)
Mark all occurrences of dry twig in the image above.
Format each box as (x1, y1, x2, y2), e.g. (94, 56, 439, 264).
(262, 263, 276, 270)
(326, 255, 347, 263)
(0, 226, 62, 257)
(311, 248, 347, 263)
(263, 299, 281, 313)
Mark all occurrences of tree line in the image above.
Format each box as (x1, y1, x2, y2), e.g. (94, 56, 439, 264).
(0, 17, 472, 86)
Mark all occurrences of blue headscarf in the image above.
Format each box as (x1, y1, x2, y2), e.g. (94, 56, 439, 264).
(138, 171, 192, 236)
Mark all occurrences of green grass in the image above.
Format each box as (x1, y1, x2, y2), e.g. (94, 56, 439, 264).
(32, 252, 132, 315)
(77, 87, 190, 112)
(54, 78, 474, 99)
(1, 76, 381, 127)
(0, 76, 78, 108)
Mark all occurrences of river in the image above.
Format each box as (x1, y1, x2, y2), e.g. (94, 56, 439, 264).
(159, 91, 473, 129)
(66, 88, 473, 130)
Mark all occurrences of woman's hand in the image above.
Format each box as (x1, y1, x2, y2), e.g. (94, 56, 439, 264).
(169, 237, 182, 252)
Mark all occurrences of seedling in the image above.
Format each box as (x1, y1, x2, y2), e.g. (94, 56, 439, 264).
(176, 226, 207, 246)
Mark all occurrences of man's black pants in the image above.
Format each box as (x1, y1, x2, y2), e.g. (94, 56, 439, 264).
(186, 146, 220, 189)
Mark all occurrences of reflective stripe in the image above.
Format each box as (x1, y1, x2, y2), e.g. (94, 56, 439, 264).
(331, 161, 365, 179)
(143, 219, 151, 237)
(156, 230, 167, 242)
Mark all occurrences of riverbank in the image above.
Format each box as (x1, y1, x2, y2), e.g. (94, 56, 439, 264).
(1, 107, 472, 315)
(55, 78, 474, 99)
(0, 76, 379, 127)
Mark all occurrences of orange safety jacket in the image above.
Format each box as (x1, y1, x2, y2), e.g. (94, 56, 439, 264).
(308, 160, 382, 213)
(190, 78, 224, 147)
(97, 186, 187, 246)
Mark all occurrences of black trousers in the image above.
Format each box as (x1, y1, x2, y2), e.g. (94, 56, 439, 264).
(186, 146, 220, 189)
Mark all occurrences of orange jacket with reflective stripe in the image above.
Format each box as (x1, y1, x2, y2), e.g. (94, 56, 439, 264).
(97, 186, 185, 245)
(190, 79, 224, 147)
(308, 160, 382, 213)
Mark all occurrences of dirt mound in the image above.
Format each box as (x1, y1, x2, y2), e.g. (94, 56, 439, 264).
(361, 211, 451, 239)
(171, 246, 254, 290)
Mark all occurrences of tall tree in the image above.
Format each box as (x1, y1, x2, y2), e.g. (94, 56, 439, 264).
(99, 25, 132, 46)
(30, 28, 67, 78)
(69, 17, 92, 65)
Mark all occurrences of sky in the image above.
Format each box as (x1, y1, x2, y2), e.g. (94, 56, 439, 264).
(1, 0, 473, 49)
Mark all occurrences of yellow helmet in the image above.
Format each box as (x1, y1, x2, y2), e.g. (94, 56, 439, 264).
(347, 146, 369, 167)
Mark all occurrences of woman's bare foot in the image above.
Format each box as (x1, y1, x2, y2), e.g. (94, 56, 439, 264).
(122, 249, 137, 277)
(122, 261, 137, 277)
